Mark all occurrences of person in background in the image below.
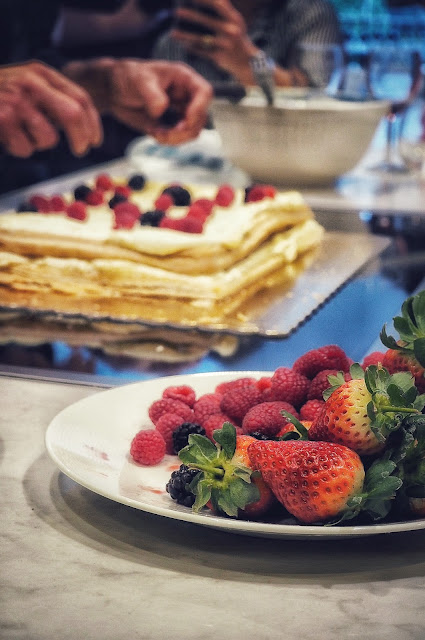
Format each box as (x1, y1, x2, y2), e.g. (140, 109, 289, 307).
(0, 0, 212, 192)
(153, 0, 343, 89)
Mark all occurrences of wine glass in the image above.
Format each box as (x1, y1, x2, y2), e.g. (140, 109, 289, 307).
(399, 92, 425, 176)
(294, 43, 345, 98)
(368, 44, 422, 173)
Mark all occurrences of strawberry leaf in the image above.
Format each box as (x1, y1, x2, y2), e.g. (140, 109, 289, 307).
(212, 421, 237, 460)
(412, 291, 425, 334)
(178, 434, 218, 467)
(413, 337, 425, 368)
(349, 363, 365, 380)
(279, 411, 309, 439)
(191, 476, 212, 512)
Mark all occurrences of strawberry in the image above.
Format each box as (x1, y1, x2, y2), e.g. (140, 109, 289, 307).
(309, 364, 423, 456)
(177, 422, 274, 518)
(248, 439, 402, 524)
(380, 291, 425, 393)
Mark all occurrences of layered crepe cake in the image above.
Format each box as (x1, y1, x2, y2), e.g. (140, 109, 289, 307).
(0, 174, 324, 328)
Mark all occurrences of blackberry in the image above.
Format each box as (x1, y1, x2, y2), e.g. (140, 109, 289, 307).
(73, 184, 91, 201)
(108, 193, 128, 209)
(244, 185, 254, 203)
(139, 209, 165, 227)
(17, 201, 38, 212)
(128, 174, 146, 190)
(158, 106, 182, 128)
(162, 185, 191, 207)
(172, 421, 205, 454)
(250, 431, 276, 441)
(166, 464, 199, 508)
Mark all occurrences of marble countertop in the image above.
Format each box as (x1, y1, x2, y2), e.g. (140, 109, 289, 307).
(2, 374, 425, 640)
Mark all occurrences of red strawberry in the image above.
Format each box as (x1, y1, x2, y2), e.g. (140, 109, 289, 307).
(242, 401, 299, 437)
(269, 367, 309, 409)
(292, 345, 351, 379)
(248, 439, 365, 524)
(177, 423, 274, 519)
(383, 349, 425, 393)
(309, 367, 421, 455)
(380, 291, 425, 393)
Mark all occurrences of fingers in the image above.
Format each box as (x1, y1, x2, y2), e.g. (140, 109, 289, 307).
(0, 62, 103, 158)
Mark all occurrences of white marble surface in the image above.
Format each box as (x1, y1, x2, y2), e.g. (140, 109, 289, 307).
(1, 375, 425, 640)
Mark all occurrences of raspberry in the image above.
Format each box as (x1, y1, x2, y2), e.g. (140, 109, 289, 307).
(166, 464, 199, 507)
(95, 173, 114, 191)
(202, 413, 236, 441)
(160, 216, 203, 233)
(362, 351, 386, 369)
(172, 421, 205, 453)
(154, 193, 173, 211)
(242, 401, 299, 437)
(193, 393, 223, 425)
(29, 194, 51, 212)
(220, 385, 262, 423)
(307, 369, 345, 401)
(256, 377, 272, 394)
(292, 345, 351, 379)
(215, 377, 256, 395)
(128, 174, 146, 190)
(50, 195, 66, 212)
(299, 399, 325, 422)
(245, 184, 277, 203)
(162, 184, 191, 206)
(162, 385, 196, 407)
(215, 184, 235, 207)
(113, 202, 141, 229)
(155, 412, 186, 454)
(139, 210, 165, 227)
(148, 397, 194, 426)
(66, 201, 87, 221)
(114, 185, 132, 199)
(130, 429, 166, 465)
(186, 203, 209, 222)
(269, 367, 310, 408)
(85, 189, 104, 206)
(191, 198, 214, 215)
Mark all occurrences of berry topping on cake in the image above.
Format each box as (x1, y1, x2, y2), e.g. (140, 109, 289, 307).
(113, 202, 141, 229)
(114, 184, 132, 199)
(17, 201, 38, 213)
(191, 198, 215, 215)
(154, 193, 173, 211)
(66, 201, 88, 221)
(215, 184, 235, 207)
(166, 464, 199, 507)
(130, 429, 166, 465)
(127, 174, 146, 190)
(73, 184, 91, 202)
(29, 194, 51, 212)
(108, 193, 128, 209)
(95, 173, 114, 191)
(160, 216, 204, 233)
(85, 189, 104, 206)
(50, 195, 67, 212)
(245, 185, 277, 202)
(139, 210, 165, 227)
(162, 184, 191, 206)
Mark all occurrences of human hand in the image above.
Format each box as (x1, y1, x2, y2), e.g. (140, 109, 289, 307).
(0, 62, 103, 158)
(172, 0, 259, 85)
(66, 58, 213, 145)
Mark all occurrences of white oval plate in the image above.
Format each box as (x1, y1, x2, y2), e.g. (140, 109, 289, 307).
(45, 371, 425, 539)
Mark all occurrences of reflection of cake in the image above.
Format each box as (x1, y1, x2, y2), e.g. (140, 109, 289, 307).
(0, 174, 324, 326)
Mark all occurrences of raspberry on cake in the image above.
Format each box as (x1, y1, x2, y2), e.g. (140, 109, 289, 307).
(0, 175, 324, 327)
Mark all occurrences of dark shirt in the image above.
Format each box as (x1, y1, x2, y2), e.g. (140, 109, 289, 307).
(153, 0, 342, 86)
